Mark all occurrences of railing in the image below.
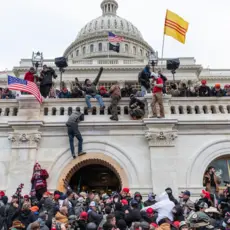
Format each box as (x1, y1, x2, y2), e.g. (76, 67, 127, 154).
(1, 96, 230, 119)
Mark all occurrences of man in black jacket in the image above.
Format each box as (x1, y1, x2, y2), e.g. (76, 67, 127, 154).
(139, 65, 151, 96)
(66, 111, 86, 159)
(125, 200, 142, 227)
(39, 65, 57, 98)
(129, 95, 145, 120)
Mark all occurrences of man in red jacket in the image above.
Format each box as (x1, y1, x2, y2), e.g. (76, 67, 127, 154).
(24, 67, 37, 82)
(151, 72, 165, 118)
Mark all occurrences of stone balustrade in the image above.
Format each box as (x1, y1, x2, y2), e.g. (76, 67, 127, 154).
(1, 96, 230, 121)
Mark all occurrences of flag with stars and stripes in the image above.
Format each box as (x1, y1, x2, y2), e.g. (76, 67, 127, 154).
(108, 32, 124, 43)
(7, 75, 43, 104)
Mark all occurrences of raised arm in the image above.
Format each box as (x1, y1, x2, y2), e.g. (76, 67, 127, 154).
(93, 67, 104, 85)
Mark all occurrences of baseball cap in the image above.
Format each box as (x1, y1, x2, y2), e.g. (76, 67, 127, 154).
(121, 199, 128, 205)
(183, 190, 191, 196)
(80, 211, 88, 220)
(146, 208, 154, 214)
(187, 212, 211, 228)
(89, 201, 96, 207)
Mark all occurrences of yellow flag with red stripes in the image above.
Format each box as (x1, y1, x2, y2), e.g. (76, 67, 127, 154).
(164, 10, 189, 44)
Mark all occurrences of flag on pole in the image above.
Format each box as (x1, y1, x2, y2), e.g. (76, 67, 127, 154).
(108, 32, 124, 43)
(7, 75, 43, 104)
(164, 10, 189, 44)
(109, 43, 120, 53)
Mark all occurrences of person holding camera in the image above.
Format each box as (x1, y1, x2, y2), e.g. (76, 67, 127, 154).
(39, 65, 57, 98)
(138, 65, 151, 97)
(66, 110, 86, 159)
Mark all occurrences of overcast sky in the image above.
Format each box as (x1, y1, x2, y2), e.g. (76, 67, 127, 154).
(0, 0, 230, 70)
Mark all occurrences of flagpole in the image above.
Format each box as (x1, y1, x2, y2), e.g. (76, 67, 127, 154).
(160, 34, 165, 70)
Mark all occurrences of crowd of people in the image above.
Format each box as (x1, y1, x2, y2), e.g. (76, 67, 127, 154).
(0, 164, 229, 230)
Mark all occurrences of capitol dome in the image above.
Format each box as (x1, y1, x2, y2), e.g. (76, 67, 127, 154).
(64, 0, 153, 61)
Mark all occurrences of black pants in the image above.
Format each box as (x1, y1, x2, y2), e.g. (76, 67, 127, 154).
(110, 95, 121, 118)
(40, 84, 52, 98)
(67, 126, 83, 156)
(36, 187, 47, 201)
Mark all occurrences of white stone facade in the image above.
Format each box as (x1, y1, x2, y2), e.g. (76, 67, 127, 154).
(1, 95, 230, 198)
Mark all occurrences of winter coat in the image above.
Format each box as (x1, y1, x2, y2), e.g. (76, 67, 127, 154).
(142, 192, 175, 224)
(199, 85, 211, 97)
(144, 200, 156, 207)
(77, 219, 87, 230)
(31, 169, 49, 191)
(179, 198, 194, 217)
(114, 203, 125, 222)
(125, 208, 142, 227)
(74, 202, 85, 217)
(27, 218, 49, 230)
(55, 211, 68, 224)
(87, 209, 103, 226)
(133, 192, 144, 210)
(203, 171, 221, 193)
(38, 197, 55, 217)
(138, 68, 151, 89)
(81, 68, 103, 96)
(24, 72, 36, 82)
(141, 211, 157, 224)
(58, 90, 71, 98)
(5, 203, 19, 229)
(156, 223, 171, 230)
(40, 68, 57, 86)
(16, 210, 36, 229)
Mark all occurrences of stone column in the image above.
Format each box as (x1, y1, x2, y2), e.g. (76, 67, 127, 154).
(7, 95, 43, 195)
(143, 119, 178, 195)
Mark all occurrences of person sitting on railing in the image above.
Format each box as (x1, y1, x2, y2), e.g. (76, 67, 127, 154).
(109, 82, 121, 121)
(188, 84, 200, 97)
(99, 86, 110, 98)
(167, 82, 180, 97)
(58, 81, 71, 99)
(178, 80, 188, 97)
(138, 65, 151, 96)
(48, 85, 57, 98)
(199, 80, 211, 97)
(211, 83, 225, 97)
(71, 78, 84, 98)
(129, 94, 145, 120)
(77, 67, 105, 112)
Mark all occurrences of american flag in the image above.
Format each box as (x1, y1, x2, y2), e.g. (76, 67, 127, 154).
(108, 32, 124, 43)
(7, 75, 43, 104)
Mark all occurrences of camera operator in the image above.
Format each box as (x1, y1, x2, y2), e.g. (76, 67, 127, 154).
(129, 94, 145, 120)
(138, 65, 151, 96)
(66, 110, 86, 159)
(39, 65, 57, 98)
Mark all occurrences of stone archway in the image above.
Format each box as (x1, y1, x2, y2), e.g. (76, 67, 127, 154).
(57, 153, 129, 192)
(186, 139, 230, 188)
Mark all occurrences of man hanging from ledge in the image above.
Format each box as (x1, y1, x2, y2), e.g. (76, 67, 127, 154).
(66, 109, 86, 159)
(109, 81, 121, 121)
(77, 67, 105, 112)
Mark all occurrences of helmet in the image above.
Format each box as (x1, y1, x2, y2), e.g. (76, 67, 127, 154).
(187, 212, 211, 228)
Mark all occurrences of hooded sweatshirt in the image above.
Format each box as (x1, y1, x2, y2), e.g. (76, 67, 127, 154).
(142, 192, 175, 224)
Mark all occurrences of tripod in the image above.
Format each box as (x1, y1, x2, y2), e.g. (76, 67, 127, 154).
(171, 69, 176, 82)
(59, 67, 65, 90)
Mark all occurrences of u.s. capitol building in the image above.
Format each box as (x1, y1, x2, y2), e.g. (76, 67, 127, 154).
(1, 0, 230, 197)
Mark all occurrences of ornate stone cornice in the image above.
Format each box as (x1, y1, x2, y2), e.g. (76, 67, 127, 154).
(145, 130, 178, 147)
(8, 132, 42, 149)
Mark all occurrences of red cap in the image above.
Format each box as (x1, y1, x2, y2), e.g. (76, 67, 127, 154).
(202, 190, 211, 200)
(146, 208, 154, 214)
(122, 188, 130, 193)
(151, 223, 158, 228)
(173, 221, 180, 228)
(201, 80, 207, 85)
(121, 199, 128, 205)
(24, 195, 29, 199)
(0, 191, 5, 197)
(54, 194, 60, 200)
(80, 211, 88, 220)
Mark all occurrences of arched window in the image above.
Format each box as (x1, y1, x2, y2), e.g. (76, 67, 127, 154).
(98, 43, 102, 52)
(83, 47, 86, 55)
(76, 50, 79, 56)
(125, 44, 129, 53)
(205, 157, 230, 186)
(140, 49, 143, 56)
(90, 44, 94, 53)
(133, 46, 136, 55)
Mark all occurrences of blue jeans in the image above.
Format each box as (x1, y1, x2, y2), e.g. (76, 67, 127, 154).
(85, 94, 104, 108)
(141, 86, 150, 97)
(67, 127, 83, 155)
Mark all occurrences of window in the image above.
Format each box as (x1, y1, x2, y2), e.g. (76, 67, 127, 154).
(98, 43, 102, 52)
(133, 46, 136, 55)
(90, 44, 94, 53)
(125, 44, 129, 53)
(205, 157, 230, 186)
(76, 50, 79, 56)
(140, 49, 143, 56)
(83, 47, 86, 55)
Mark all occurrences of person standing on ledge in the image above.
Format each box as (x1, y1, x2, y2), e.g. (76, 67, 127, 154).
(151, 72, 165, 118)
(66, 110, 86, 159)
(109, 81, 121, 121)
(77, 67, 105, 111)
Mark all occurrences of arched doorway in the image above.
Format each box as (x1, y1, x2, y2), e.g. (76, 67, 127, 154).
(56, 153, 129, 192)
(70, 164, 121, 194)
